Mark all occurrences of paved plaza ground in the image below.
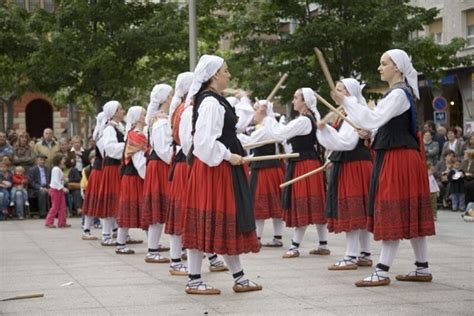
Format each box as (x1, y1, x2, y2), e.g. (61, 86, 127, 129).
(1, 210, 473, 315)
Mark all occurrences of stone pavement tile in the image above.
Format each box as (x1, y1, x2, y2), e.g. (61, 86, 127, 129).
(86, 284, 186, 307)
(0, 288, 101, 314)
(1, 273, 79, 292)
(325, 303, 440, 316)
(201, 297, 319, 314)
(107, 301, 218, 315)
(1, 307, 111, 316)
(428, 300, 474, 315)
(384, 288, 474, 304)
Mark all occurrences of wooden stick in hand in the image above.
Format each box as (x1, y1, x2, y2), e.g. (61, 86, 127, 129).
(266, 73, 288, 102)
(280, 161, 330, 188)
(314, 47, 335, 90)
(1, 293, 44, 301)
(315, 94, 359, 129)
(243, 153, 299, 163)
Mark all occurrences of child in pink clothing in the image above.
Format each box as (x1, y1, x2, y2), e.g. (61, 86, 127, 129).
(45, 154, 71, 228)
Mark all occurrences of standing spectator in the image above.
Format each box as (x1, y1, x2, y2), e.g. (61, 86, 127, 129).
(70, 136, 87, 171)
(0, 162, 12, 220)
(447, 158, 465, 212)
(424, 120, 445, 158)
(462, 133, 474, 152)
(423, 131, 439, 165)
(455, 126, 465, 142)
(58, 137, 71, 156)
(28, 154, 51, 218)
(435, 150, 455, 208)
(0, 131, 14, 159)
(33, 128, 60, 168)
(436, 126, 447, 153)
(13, 132, 35, 174)
(65, 156, 82, 216)
(45, 154, 70, 228)
(462, 150, 474, 205)
(9, 166, 29, 219)
(427, 162, 439, 221)
(441, 128, 463, 160)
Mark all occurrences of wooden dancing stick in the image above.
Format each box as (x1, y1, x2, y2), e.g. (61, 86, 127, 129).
(0, 293, 44, 301)
(280, 161, 330, 188)
(314, 47, 335, 90)
(243, 139, 281, 150)
(243, 153, 299, 163)
(266, 73, 288, 102)
(315, 94, 359, 129)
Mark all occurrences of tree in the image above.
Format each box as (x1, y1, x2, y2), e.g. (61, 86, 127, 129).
(205, 0, 469, 115)
(27, 0, 190, 113)
(0, 3, 39, 131)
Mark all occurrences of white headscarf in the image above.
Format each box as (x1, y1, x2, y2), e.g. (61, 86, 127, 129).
(92, 112, 106, 141)
(169, 72, 194, 118)
(125, 106, 144, 138)
(340, 78, 368, 106)
(301, 88, 321, 120)
(103, 100, 120, 121)
(185, 55, 224, 105)
(385, 49, 419, 99)
(145, 84, 173, 125)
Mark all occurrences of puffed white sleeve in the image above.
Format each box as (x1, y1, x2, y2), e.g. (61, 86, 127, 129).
(235, 96, 255, 133)
(103, 126, 125, 159)
(151, 119, 173, 164)
(261, 115, 312, 141)
(193, 97, 232, 166)
(179, 106, 193, 157)
(237, 126, 269, 146)
(132, 151, 147, 179)
(343, 90, 410, 130)
(316, 121, 359, 151)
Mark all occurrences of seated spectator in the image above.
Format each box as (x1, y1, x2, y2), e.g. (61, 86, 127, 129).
(34, 128, 60, 168)
(70, 136, 88, 171)
(463, 150, 474, 205)
(0, 162, 12, 220)
(435, 150, 455, 208)
(0, 131, 14, 159)
(28, 154, 51, 218)
(441, 128, 463, 160)
(463, 133, 474, 152)
(424, 131, 439, 165)
(13, 131, 35, 174)
(9, 166, 29, 220)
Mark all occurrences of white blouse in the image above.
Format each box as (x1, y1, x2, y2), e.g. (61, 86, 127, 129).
(261, 115, 312, 142)
(179, 106, 193, 157)
(103, 125, 125, 160)
(317, 121, 359, 152)
(234, 96, 255, 133)
(193, 96, 232, 167)
(149, 119, 173, 164)
(237, 125, 271, 146)
(50, 166, 64, 190)
(343, 89, 410, 130)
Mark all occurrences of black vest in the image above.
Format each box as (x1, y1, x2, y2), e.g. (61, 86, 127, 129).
(92, 146, 103, 170)
(329, 137, 372, 163)
(195, 91, 245, 156)
(288, 114, 319, 160)
(103, 126, 124, 166)
(250, 143, 280, 169)
(372, 83, 419, 150)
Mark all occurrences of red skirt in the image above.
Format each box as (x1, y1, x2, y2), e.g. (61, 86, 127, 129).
(82, 168, 102, 216)
(369, 148, 435, 240)
(252, 166, 284, 220)
(165, 161, 189, 236)
(117, 175, 144, 228)
(141, 159, 170, 228)
(92, 165, 121, 218)
(284, 159, 326, 227)
(327, 160, 372, 233)
(182, 159, 260, 255)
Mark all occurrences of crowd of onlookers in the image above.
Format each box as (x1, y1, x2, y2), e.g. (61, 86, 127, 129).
(0, 127, 97, 221)
(422, 120, 474, 215)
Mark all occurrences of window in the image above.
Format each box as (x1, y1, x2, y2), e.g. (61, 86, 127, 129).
(15, 0, 26, 9)
(429, 18, 442, 44)
(467, 10, 474, 47)
(44, 0, 55, 12)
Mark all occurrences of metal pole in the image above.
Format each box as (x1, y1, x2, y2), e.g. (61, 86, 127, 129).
(188, 0, 197, 71)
